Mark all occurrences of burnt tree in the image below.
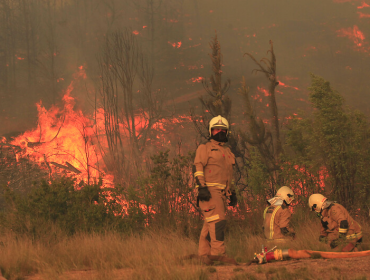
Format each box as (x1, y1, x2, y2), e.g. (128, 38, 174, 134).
(241, 40, 283, 195)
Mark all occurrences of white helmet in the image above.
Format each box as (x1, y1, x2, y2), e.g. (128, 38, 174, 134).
(208, 115, 229, 137)
(308, 194, 327, 213)
(276, 186, 294, 205)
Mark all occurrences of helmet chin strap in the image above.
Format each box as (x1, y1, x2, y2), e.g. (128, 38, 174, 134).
(211, 131, 228, 142)
(322, 200, 334, 210)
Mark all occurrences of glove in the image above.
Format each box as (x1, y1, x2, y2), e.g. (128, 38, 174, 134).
(330, 234, 346, 249)
(319, 235, 328, 244)
(228, 191, 238, 207)
(197, 186, 211, 202)
(330, 239, 340, 249)
(281, 227, 295, 239)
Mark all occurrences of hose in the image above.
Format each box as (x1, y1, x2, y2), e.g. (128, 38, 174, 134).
(286, 249, 370, 259)
(254, 248, 370, 264)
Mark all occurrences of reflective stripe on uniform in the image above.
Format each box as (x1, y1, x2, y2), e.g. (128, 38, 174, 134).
(269, 206, 281, 239)
(346, 231, 362, 240)
(194, 171, 204, 177)
(206, 214, 220, 222)
(205, 182, 227, 189)
(266, 238, 287, 242)
(339, 228, 348, 234)
(263, 207, 269, 220)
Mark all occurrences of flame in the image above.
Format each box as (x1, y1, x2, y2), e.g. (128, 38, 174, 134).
(168, 41, 182, 48)
(278, 81, 300, 91)
(186, 77, 203, 84)
(132, 30, 139, 35)
(10, 66, 108, 186)
(6, 65, 195, 219)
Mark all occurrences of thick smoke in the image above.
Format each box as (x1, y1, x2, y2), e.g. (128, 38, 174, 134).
(0, 0, 369, 136)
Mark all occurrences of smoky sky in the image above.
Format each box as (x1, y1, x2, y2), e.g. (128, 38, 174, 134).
(0, 0, 369, 136)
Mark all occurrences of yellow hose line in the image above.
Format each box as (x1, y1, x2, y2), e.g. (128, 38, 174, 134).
(288, 249, 370, 259)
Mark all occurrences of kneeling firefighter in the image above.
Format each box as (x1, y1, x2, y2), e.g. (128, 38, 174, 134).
(193, 115, 237, 259)
(263, 186, 295, 241)
(308, 194, 362, 252)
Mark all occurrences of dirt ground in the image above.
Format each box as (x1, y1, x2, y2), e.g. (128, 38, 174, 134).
(22, 255, 370, 280)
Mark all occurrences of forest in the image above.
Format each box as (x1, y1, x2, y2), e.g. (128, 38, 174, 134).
(0, 1, 370, 279)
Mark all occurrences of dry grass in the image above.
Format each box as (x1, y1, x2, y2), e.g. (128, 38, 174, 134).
(0, 217, 369, 280)
(0, 230, 206, 280)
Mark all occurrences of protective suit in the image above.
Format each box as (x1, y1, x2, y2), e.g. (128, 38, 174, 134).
(263, 186, 295, 241)
(309, 194, 362, 252)
(193, 115, 236, 257)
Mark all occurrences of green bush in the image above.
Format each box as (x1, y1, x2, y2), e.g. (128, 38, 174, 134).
(0, 177, 138, 237)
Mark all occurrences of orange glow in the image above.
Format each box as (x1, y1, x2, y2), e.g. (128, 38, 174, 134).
(143, 26, 147, 28)
(278, 81, 300, 90)
(168, 41, 182, 48)
(186, 77, 203, 84)
(358, 11, 370, 17)
(357, 1, 370, 8)
(188, 65, 199, 70)
(167, 19, 179, 23)
(336, 25, 365, 47)
(132, 30, 139, 35)
(257, 86, 270, 97)
(16, 55, 25, 60)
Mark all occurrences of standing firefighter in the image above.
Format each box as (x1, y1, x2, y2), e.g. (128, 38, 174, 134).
(193, 115, 237, 260)
(308, 194, 363, 252)
(263, 186, 295, 241)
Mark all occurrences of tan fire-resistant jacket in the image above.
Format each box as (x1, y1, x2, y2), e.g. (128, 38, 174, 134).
(320, 203, 362, 242)
(193, 139, 235, 193)
(263, 205, 294, 240)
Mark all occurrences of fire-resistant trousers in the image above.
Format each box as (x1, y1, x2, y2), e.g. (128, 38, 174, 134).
(198, 187, 227, 256)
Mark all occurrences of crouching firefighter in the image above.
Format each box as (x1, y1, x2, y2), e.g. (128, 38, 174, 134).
(308, 194, 363, 252)
(193, 115, 237, 260)
(263, 186, 295, 241)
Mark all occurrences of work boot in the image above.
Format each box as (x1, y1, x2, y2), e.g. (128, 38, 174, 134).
(200, 255, 214, 265)
(208, 255, 239, 265)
